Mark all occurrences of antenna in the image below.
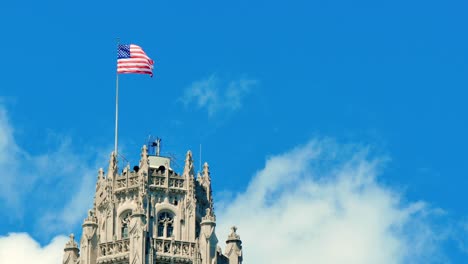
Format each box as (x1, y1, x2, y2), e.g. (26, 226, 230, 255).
(147, 135, 161, 156)
(118, 152, 130, 165)
(166, 152, 181, 171)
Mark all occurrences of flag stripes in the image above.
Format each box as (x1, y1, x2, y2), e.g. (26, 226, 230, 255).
(117, 44, 154, 77)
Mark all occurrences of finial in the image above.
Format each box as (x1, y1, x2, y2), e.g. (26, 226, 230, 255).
(65, 233, 78, 249)
(139, 145, 149, 170)
(203, 162, 210, 176)
(98, 168, 104, 179)
(227, 226, 241, 240)
(183, 150, 194, 176)
(202, 207, 216, 222)
(85, 209, 97, 223)
(108, 151, 117, 178)
(185, 150, 192, 162)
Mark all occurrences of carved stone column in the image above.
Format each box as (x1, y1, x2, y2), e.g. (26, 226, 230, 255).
(79, 211, 98, 264)
(224, 227, 242, 264)
(199, 208, 218, 264)
(129, 206, 146, 264)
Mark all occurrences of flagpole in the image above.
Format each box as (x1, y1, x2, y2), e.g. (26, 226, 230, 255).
(114, 38, 120, 156)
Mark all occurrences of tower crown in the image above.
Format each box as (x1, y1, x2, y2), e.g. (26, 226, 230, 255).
(63, 144, 242, 264)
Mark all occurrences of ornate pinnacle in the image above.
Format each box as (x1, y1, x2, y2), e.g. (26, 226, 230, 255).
(84, 209, 97, 223)
(139, 145, 149, 169)
(202, 207, 216, 222)
(107, 151, 117, 178)
(227, 226, 241, 241)
(64, 233, 78, 249)
(203, 162, 210, 177)
(98, 168, 104, 180)
(185, 150, 192, 162)
(183, 150, 193, 176)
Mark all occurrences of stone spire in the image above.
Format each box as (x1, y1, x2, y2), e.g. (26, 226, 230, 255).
(135, 146, 148, 214)
(107, 151, 117, 180)
(183, 150, 194, 178)
(139, 145, 149, 173)
(201, 162, 213, 209)
(202, 162, 210, 180)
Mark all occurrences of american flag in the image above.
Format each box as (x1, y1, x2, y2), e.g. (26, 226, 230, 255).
(117, 44, 154, 77)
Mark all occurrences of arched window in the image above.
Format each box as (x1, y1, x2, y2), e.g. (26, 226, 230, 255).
(121, 211, 131, 239)
(157, 211, 174, 238)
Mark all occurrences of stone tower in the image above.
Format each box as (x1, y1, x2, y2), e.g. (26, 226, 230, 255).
(63, 144, 242, 264)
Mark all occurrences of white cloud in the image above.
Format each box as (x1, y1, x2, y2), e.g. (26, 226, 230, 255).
(216, 139, 449, 263)
(456, 219, 468, 253)
(0, 233, 67, 264)
(181, 75, 257, 116)
(0, 103, 104, 235)
(0, 106, 24, 208)
(1, 100, 465, 263)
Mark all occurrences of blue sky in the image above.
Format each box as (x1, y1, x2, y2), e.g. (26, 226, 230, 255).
(0, 0, 467, 263)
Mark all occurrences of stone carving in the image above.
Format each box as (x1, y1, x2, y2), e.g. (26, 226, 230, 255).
(98, 168, 104, 180)
(63, 146, 242, 264)
(139, 145, 149, 173)
(228, 227, 240, 240)
(183, 150, 194, 177)
(202, 208, 216, 222)
(64, 233, 79, 250)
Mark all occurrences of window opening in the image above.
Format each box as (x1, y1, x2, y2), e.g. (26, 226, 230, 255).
(157, 212, 174, 238)
(121, 211, 131, 239)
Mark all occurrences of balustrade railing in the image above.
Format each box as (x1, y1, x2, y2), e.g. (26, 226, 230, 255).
(98, 239, 130, 257)
(115, 174, 140, 190)
(151, 175, 166, 186)
(168, 178, 185, 188)
(154, 238, 196, 258)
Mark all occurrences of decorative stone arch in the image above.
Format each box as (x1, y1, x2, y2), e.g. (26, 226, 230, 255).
(119, 210, 132, 239)
(155, 202, 177, 214)
(117, 201, 136, 239)
(117, 200, 137, 216)
(155, 203, 178, 239)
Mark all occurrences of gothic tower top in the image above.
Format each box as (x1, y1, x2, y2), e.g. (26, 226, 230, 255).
(63, 144, 243, 264)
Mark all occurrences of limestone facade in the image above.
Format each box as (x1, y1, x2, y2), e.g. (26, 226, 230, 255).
(63, 145, 242, 264)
